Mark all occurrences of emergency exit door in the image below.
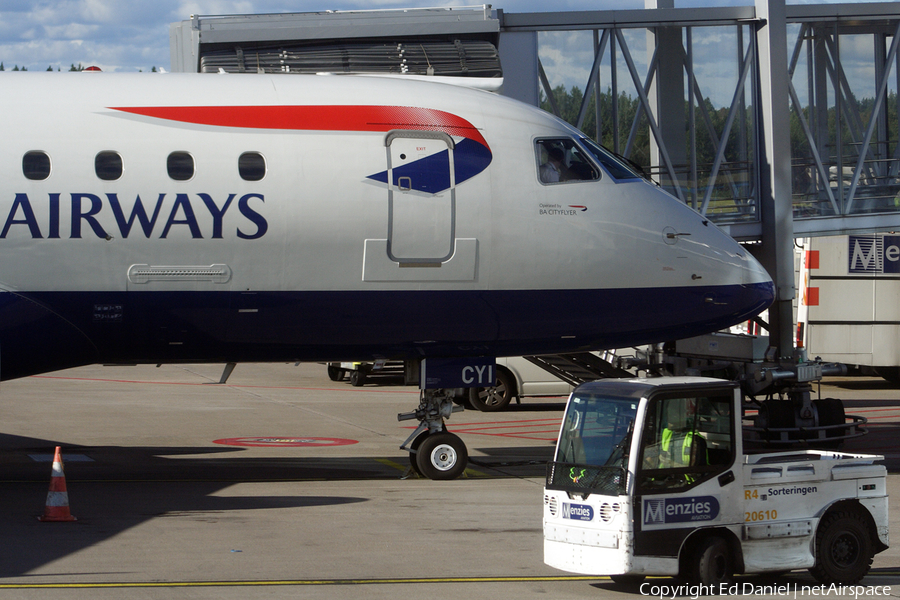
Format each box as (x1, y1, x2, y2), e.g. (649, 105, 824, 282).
(385, 131, 456, 264)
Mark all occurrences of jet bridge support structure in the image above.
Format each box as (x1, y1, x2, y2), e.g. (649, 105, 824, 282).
(496, 0, 900, 363)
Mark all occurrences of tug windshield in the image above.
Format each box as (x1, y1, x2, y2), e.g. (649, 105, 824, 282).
(547, 393, 638, 496)
(556, 394, 638, 466)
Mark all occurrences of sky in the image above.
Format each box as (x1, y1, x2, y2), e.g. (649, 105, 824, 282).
(0, 0, 889, 111)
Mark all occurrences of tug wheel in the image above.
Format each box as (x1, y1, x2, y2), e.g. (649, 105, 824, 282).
(810, 511, 873, 584)
(686, 536, 732, 586)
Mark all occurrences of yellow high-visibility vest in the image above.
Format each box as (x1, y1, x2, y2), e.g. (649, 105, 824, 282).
(661, 428, 697, 465)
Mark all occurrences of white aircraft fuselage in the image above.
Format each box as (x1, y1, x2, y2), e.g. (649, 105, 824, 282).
(0, 72, 774, 380)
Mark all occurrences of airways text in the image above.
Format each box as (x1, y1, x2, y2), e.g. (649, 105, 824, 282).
(1, 192, 268, 240)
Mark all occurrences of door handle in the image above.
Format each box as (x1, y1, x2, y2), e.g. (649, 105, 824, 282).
(718, 471, 735, 487)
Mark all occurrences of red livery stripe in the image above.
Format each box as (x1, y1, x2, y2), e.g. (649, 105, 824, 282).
(110, 105, 489, 149)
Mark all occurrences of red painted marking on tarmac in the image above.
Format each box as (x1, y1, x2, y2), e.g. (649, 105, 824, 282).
(31, 375, 208, 385)
(214, 437, 359, 447)
(29, 375, 418, 394)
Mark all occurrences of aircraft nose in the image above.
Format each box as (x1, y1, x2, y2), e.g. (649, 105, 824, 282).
(738, 248, 776, 313)
(673, 220, 775, 321)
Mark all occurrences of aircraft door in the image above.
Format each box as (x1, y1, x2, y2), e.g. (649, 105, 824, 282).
(385, 131, 456, 264)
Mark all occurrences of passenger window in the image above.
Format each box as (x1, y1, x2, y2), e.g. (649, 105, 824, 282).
(95, 151, 123, 181)
(167, 152, 194, 181)
(239, 152, 266, 181)
(536, 139, 599, 184)
(637, 391, 734, 494)
(23, 151, 51, 181)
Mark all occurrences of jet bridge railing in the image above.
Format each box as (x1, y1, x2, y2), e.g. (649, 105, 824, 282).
(503, 9, 761, 233)
(787, 16, 900, 229)
(500, 2, 900, 240)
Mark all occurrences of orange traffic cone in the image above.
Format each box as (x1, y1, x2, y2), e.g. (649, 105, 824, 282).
(38, 446, 76, 522)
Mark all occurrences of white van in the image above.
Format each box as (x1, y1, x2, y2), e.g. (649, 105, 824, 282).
(467, 356, 574, 411)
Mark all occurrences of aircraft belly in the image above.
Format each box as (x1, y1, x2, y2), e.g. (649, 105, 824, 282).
(0, 291, 101, 379)
(0, 283, 771, 380)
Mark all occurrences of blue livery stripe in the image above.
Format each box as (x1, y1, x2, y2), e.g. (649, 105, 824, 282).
(0, 283, 773, 381)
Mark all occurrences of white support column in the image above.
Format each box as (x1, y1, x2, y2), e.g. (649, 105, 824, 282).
(646, 0, 686, 192)
(498, 30, 539, 106)
(755, 0, 796, 359)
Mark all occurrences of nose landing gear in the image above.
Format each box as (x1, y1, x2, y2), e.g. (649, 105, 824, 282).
(398, 388, 468, 480)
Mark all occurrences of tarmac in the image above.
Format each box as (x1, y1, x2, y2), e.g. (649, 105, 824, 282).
(0, 362, 897, 599)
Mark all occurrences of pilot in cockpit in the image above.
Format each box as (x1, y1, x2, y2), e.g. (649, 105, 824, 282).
(540, 146, 566, 183)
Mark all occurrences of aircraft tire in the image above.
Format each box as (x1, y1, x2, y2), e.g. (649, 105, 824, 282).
(407, 433, 426, 477)
(415, 432, 468, 480)
(809, 510, 873, 584)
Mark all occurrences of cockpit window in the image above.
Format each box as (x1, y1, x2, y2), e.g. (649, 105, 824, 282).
(535, 139, 600, 184)
(580, 137, 643, 181)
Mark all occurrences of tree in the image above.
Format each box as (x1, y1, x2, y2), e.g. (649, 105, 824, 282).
(540, 83, 650, 168)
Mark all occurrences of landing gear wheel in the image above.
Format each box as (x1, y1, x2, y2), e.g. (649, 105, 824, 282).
(415, 432, 468, 480)
(686, 536, 732, 586)
(810, 511, 873, 584)
(469, 369, 514, 412)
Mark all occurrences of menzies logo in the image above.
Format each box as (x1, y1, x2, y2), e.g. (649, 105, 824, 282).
(848, 235, 900, 274)
(643, 496, 719, 525)
(562, 502, 594, 521)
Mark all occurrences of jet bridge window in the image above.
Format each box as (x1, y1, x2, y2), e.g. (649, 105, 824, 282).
(238, 152, 266, 181)
(535, 139, 599, 184)
(95, 151, 123, 181)
(637, 390, 734, 494)
(167, 152, 194, 181)
(23, 151, 51, 181)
